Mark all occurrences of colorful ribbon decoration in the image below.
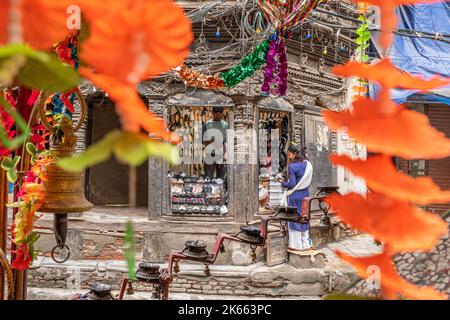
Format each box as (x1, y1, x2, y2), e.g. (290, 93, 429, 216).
(50, 35, 79, 119)
(175, 39, 270, 89)
(220, 39, 270, 87)
(258, 0, 322, 36)
(175, 65, 224, 90)
(175, 1, 322, 96)
(262, 35, 288, 96)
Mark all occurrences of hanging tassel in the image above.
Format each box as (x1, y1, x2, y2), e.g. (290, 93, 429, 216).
(262, 36, 288, 97)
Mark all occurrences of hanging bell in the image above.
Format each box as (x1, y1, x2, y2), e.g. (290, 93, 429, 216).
(38, 89, 93, 262)
(318, 214, 332, 231)
(39, 124, 93, 214)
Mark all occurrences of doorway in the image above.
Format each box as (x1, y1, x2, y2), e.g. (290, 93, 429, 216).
(84, 97, 148, 207)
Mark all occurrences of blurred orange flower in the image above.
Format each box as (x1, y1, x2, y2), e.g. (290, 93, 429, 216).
(336, 250, 447, 300)
(326, 192, 448, 253)
(79, 0, 193, 84)
(350, 0, 444, 49)
(331, 154, 450, 205)
(322, 96, 450, 159)
(75, 0, 193, 138)
(333, 59, 450, 91)
(0, 0, 72, 49)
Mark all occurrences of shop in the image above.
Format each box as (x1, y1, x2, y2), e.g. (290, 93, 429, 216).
(148, 90, 296, 223)
(167, 105, 230, 216)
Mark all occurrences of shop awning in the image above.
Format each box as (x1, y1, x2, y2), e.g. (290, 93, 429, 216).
(370, 2, 450, 105)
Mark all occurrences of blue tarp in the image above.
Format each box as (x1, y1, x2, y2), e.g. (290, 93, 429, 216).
(370, 2, 450, 105)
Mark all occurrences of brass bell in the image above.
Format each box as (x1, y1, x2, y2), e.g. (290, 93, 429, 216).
(318, 214, 332, 230)
(39, 121, 93, 214)
(38, 89, 93, 262)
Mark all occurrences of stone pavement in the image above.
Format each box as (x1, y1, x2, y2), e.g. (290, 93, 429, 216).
(27, 234, 383, 299)
(27, 287, 322, 300)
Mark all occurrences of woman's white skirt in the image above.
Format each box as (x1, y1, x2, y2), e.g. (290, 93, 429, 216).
(288, 228, 311, 250)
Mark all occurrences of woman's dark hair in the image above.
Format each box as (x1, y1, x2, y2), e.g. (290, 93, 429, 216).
(287, 145, 307, 162)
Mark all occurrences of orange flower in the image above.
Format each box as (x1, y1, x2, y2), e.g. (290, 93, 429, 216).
(326, 193, 448, 253)
(0, 0, 72, 49)
(32, 154, 54, 181)
(75, 0, 192, 137)
(322, 96, 450, 159)
(80, 68, 179, 143)
(336, 250, 447, 300)
(331, 155, 450, 205)
(350, 0, 444, 49)
(78, 0, 193, 83)
(21, 182, 45, 203)
(333, 59, 450, 91)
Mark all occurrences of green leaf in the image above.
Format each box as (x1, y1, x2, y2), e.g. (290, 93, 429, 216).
(360, 54, 370, 63)
(114, 133, 150, 167)
(57, 130, 122, 172)
(0, 55, 26, 86)
(1, 157, 14, 170)
(145, 139, 180, 165)
(1, 156, 20, 182)
(356, 34, 371, 45)
(12, 155, 20, 167)
(114, 132, 180, 167)
(7, 170, 17, 183)
(123, 221, 136, 281)
(0, 44, 80, 92)
(26, 142, 38, 156)
(5, 202, 18, 208)
(357, 15, 368, 23)
(57, 130, 180, 171)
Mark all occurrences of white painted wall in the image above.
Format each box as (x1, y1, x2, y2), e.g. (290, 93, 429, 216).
(336, 77, 367, 195)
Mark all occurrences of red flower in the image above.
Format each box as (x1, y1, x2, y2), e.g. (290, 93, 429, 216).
(11, 244, 33, 270)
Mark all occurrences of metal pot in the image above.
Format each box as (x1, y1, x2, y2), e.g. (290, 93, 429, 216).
(235, 226, 264, 244)
(135, 262, 161, 282)
(183, 240, 209, 259)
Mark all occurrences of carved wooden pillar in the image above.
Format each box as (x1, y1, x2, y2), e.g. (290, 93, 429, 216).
(230, 100, 258, 224)
(147, 96, 167, 220)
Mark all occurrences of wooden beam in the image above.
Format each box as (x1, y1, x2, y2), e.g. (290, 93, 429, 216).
(0, 170, 8, 300)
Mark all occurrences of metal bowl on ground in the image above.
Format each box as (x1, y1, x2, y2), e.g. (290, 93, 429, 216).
(183, 240, 209, 259)
(135, 262, 161, 281)
(235, 225, 264, 244)
(78, 283, 114, 300)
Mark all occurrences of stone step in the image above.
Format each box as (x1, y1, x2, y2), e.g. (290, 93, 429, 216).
(27, 256, 358, 298)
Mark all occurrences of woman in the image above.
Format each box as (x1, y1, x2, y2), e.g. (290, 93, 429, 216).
(279, 145, 313, 251)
